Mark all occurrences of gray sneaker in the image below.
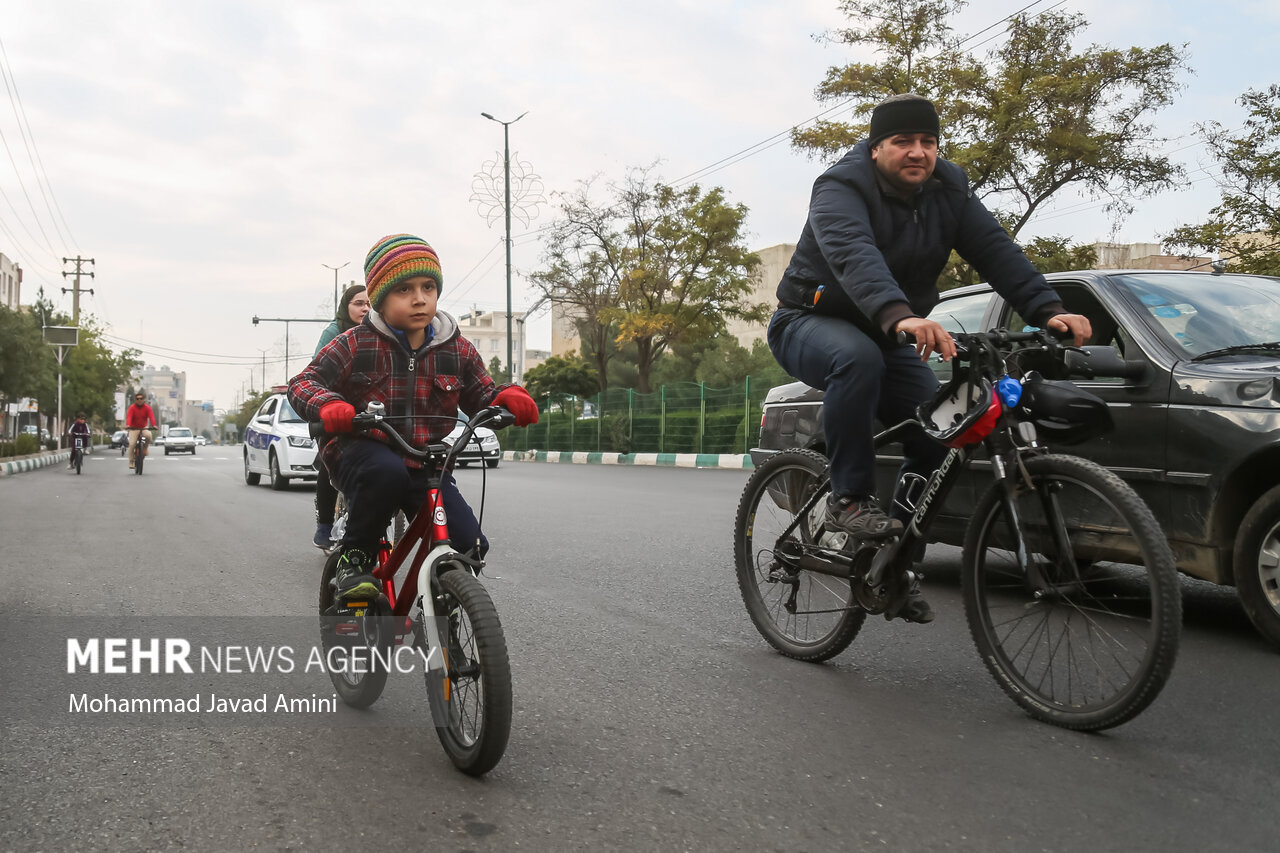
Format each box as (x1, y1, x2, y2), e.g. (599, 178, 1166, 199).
(824, 495, 904, 540)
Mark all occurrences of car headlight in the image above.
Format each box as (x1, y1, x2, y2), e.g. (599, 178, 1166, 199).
(288, 436, 315, 448)
(482, 436, 500, 449)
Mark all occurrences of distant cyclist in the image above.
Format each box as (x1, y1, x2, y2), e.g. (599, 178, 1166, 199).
(124, 393, 157, 470)
(66, 412, 91, 469)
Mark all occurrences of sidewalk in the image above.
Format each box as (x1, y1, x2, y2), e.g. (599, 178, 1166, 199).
(503, 450, 753, 469)
(0, 449, 73, 477)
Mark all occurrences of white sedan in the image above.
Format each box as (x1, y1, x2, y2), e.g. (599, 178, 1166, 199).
(243, 391, 318, 490)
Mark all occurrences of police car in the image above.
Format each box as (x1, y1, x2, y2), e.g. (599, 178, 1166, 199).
(243, 387, 318, 490)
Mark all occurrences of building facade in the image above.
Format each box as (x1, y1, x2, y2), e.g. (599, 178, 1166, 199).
(0, 250, 21, 310)
(135, 365, 188, 426)
(454, 308, 545, 383)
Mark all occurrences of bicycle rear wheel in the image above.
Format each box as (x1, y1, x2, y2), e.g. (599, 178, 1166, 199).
(419, 569, 511, 776)
(318, 550, 394, 708)
(962, 454, 1181, 731)
(733, 449, 866, 662)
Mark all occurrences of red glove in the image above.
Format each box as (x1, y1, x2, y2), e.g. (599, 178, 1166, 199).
(493, 386, 539, 427)
(319, 400, 355, 433)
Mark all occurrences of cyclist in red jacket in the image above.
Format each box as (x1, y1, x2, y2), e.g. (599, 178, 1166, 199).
(124, 393, 157, 469)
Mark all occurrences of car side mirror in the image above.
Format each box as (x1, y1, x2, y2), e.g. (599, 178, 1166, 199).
(1064, 346, 1148, 382)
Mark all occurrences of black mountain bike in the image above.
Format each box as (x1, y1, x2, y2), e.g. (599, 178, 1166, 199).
(734, 328, 1181, 731)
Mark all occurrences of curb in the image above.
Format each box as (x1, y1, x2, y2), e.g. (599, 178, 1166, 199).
(0, 449, 74, 477)
(502, 450, 753, 469)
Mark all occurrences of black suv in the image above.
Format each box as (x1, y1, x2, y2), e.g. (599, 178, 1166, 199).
(753, 269, 1280, 649)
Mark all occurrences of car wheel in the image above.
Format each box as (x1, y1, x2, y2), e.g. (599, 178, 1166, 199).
(486, 459, 499, 469)
(269, 452, 288, 491)
(244, 451, 261, 486)
(165, 447, 171, 456)
(1233, 484, 1280, 649)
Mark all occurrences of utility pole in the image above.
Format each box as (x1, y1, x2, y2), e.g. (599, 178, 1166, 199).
(61, 257, 96, 325)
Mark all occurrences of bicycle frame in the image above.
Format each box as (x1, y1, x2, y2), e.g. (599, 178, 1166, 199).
(320, 405, 514, 691)
(770, 328, 1091, 614)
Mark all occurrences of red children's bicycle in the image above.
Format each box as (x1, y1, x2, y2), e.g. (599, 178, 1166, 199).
(314, 403, 514, 776)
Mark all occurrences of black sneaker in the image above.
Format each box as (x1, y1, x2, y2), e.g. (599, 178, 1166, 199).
(332, 547, 379, 600)
(894, 571, 935, 624)
(824, 495, 904, 539)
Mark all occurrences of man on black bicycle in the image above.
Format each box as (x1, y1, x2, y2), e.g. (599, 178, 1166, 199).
(66, 412, 91, 469)
(768, 94, 1091, 623)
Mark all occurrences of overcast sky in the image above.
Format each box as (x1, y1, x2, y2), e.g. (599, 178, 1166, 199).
(2, 0, 1275, 410)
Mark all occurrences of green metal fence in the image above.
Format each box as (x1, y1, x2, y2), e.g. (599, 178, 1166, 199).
(504, 378, 774, 454)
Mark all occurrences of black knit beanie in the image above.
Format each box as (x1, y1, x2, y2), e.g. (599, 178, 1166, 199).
(868, 94, 940, 147)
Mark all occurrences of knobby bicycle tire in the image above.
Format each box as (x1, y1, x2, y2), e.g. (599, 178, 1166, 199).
(733, 449, 866, 662)
(419, 569, 512, 776)
(961, 453, 1180, 731)
(317, 550, 394, 709)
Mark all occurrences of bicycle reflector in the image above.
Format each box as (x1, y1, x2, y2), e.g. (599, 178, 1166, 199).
(918, 370, 1002, 448)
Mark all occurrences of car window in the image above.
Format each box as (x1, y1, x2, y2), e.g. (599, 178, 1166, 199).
(1112, 272, 1280, 356)
(1004, 281, 1128, 361)
(257, 398, 277, 419)
(930, 291, 992, 335)
(278, 398, 305, 424)
(170, 428, 191, 437)
(926, 290, 993, 379)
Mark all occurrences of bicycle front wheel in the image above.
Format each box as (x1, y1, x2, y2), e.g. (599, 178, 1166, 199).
(134, 448, 144, 475)
(74, 449, 82, 475)
(962, 454, 1181, 731)
(733, 449, 866, 662)
(421, 569, 511, 776)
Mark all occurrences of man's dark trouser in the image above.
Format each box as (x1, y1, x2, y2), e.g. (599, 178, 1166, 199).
(332, 439, 488, 558)
(768, 308, 947, 521)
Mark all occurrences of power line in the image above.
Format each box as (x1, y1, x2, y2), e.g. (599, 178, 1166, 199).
(0, 36, 74, 251)
(100, 332, 286, 366)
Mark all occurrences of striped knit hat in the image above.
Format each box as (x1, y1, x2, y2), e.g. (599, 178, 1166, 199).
(363, 234, 443, 309)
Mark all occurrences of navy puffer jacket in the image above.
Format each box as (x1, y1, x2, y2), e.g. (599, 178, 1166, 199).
(776, 140, 1063, 342)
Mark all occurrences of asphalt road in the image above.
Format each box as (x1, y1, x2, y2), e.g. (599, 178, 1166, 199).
(1, 447, 1277, 852)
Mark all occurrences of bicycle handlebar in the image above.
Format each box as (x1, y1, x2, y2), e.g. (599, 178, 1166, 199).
(897, 325, 1141, 380)
(308, 405, 515, 467)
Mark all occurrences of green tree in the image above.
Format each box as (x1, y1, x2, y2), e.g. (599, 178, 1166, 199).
(523, 352, 599, 402)
(694, 338, 792, 389)
(1163, 85, 1280, 274)
(0, 304, 51, 416)
(531, 167, 768, 393)
(487, 356, 511, 384)
(234, 390, 272, 435)
(793, 0, 1189, 236)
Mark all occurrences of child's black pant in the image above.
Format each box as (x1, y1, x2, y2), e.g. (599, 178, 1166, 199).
(332, 438, 488, 557)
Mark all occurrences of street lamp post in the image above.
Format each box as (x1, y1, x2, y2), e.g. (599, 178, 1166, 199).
(481, 110, 527, 381)
(322, 262, 350, 317)
(251, 316, 329, 384)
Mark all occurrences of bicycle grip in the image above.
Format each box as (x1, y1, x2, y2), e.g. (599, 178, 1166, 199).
(896, 330, 917, 346)
(309, 421, 327, 439)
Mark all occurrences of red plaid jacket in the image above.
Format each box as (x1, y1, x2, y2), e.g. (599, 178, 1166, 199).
(288, 310, 505, 470)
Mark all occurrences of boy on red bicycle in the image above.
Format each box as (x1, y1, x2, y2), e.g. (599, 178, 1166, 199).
(289, 234, 539, 600)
